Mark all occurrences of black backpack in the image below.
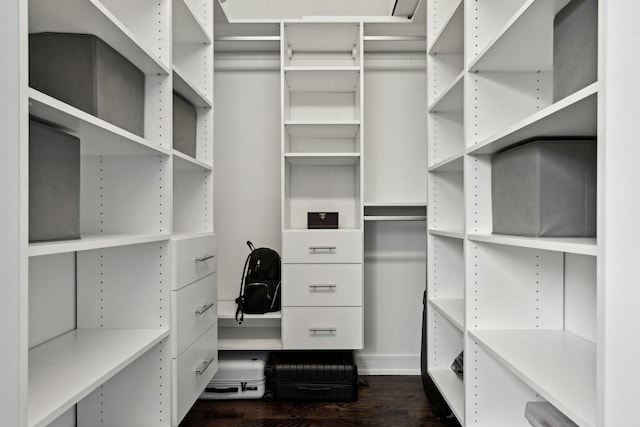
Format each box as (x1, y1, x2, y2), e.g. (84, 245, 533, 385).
(235, 241, 281, 324)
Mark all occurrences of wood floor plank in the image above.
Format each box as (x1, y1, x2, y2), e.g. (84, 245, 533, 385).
(180, 376, 461, 426)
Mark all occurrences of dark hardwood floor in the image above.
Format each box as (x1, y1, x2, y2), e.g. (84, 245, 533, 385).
(180, 376, 461, 427)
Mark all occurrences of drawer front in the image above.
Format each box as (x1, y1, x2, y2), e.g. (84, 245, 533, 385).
(173, 324, 219, 425)
(282, 264, 362, 307)
(282, 230, 362, 264)
(175, 234, 217, 290)
(282, 307, 363, 350)
(173, 273, 218, 357)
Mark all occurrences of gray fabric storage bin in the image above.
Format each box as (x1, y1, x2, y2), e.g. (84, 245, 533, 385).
(492, 139, 596, 237)
(553, 0, 598, 102)
(30, 32, 145, 137)
(29, 120, 80, 242)
(173, 92, 197, 158)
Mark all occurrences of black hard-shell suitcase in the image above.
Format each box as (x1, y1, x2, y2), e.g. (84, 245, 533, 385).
(265, 351, 358, 402)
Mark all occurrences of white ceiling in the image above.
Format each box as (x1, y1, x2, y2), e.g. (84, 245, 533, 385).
(217, 0, 421, 20)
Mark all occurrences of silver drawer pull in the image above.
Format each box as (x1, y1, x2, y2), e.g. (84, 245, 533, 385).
(196, 254, 215, 262)
(309, 246, 336, 253)
(309, 327, 337, 333)
(195, 302, 215, 315)
(309, 284, 337, 290)
(196, 357, 215, 375)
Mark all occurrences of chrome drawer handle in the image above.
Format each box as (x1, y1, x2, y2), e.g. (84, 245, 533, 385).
(195, 302, 215, 315)
(309, 246, 336, 253)
(196, 254, 215, 262)
(309, 284, 337, 290)
(309, 327, 337, 333)
(196, 357, 215, 375)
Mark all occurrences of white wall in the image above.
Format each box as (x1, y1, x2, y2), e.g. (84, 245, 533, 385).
(363, 58, 428, 205)
(214, 58, 282, 302)
(361, 220, 427, 374)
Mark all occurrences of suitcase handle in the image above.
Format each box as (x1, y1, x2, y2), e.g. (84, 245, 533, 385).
(205, 386, 239, 393)
(297, 386, 332, 392)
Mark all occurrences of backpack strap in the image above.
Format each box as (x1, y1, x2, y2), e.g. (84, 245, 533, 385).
(235, 250, 252, 324)
(246, 240, 255, 251)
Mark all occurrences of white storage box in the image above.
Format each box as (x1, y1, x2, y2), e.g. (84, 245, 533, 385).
(199, 352, 267, 400)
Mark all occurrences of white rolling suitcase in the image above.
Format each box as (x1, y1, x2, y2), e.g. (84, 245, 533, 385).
(199, 352, 267, 400)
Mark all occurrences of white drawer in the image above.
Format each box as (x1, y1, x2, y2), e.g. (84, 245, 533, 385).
(282, 307, 363, 349)
(173, 324, 218, 426)
(282, 230, 362, 264)
(172, 273, 218, 357)
(282, 264, 362, 307)
(174, 234, 217, 290)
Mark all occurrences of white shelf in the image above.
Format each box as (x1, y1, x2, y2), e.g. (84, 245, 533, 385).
(468, 0, 571, 72)
(285, 152, 360, 166)
(218, 300, 282, 320)
(284, 67, 360, 92)
(173, 66, 213, 109)
(28, 328, 169, 427)
(467, 233, 597, 256)
(284, 121, 361, 138)
(470, 329, 596, 427)
(214, 36, 281, 53)
(430, 298, 464, 331)
(363, 36, 426, 53)
(468, 83, 598, 155)
(428, 229, 465, 240)
(427, 0, 463, 55)
(428, 153, 464, 172)
(364, 202, 427, 207)
(428, 368, 465, 424)
(29, 0, 170, 75)
(284, 23, 360, 54)
(29, 89, 171, 157)
(218, 338, 283, 351)
(428, 71, 464, 113)
(173, 150, 213, 171)
(29, 233, 171, 257)
(364, 216, 426, 222)
(173, 0, 211, 44)
(171, 231, 215, 241)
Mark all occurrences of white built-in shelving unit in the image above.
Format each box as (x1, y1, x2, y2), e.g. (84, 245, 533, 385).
(280, 21, 365, 350)
(1, 1, 217, 426)
(211, 1, 283, 350)
(212, 1, 427, 373)
(426, 10, 464, 397)
(424, 0, 626, 425)
(170, 2, 218, 425)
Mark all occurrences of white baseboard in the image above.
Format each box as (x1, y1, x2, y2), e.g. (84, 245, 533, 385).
(354, 353, 421, 375)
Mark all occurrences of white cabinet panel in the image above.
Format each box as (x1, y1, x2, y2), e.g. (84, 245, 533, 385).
(282, 230, 362, 264)
(172, 324, 218, 426)
(282, 307, 363, 349)
(282, 264, 362, 307)
(172, 273, 218, 357)
(174, 234, 217, 290)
